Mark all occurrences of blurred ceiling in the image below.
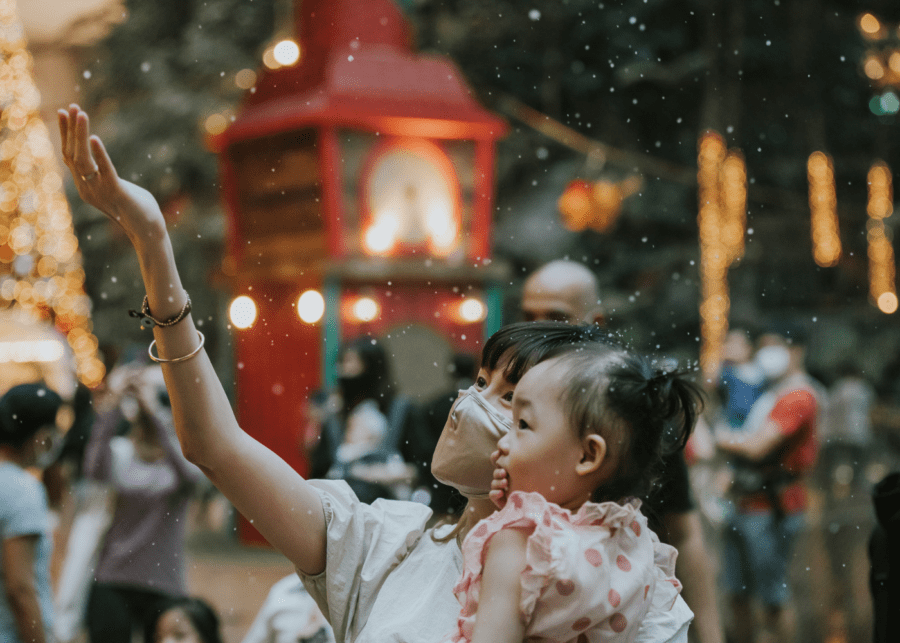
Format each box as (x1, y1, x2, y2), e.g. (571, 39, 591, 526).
(17, 0, 126, 48)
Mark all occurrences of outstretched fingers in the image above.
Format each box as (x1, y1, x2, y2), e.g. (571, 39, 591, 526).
(89, 136, 117, 181)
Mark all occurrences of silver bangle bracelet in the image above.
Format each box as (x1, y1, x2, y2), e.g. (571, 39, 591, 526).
(148, 331, 205, 364)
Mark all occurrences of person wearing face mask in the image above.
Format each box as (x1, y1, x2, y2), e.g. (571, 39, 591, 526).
(309, 337, 425, 504)
(81, 363, 204, 643)
(57, 104, 695, 643)
(715, 328, 822, 643)
(0, 383, 63, 643)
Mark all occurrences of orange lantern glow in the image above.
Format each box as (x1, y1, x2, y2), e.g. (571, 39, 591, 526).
(558, 179, 595, 231)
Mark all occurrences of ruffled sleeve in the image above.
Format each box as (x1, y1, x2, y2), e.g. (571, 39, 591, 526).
(451, 492, 679, 643)
(453, 491, 560, 628)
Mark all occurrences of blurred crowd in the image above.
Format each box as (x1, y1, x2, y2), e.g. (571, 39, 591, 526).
(2, 260, 900, 643)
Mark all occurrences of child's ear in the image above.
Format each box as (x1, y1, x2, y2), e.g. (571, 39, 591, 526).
(575, 434, 606, 476)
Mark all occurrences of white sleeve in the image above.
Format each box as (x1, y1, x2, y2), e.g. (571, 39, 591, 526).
(297, 479, 433, 642)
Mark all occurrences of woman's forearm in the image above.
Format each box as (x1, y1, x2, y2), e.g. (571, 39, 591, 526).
(131, 229, 243, 468)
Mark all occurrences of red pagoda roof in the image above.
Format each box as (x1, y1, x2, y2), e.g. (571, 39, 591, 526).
(212, 0, 506, 149)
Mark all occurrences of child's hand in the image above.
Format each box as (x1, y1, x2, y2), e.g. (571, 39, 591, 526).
(489, 450, 509, 509)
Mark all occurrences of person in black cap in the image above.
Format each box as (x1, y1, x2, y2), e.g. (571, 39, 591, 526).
(0, 383, 63, 643)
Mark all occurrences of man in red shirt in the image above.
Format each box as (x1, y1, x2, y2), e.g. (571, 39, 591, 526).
(716, 329, 821, 643)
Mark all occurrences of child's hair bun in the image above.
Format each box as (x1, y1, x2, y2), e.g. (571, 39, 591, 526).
(593, 351, 703, 502)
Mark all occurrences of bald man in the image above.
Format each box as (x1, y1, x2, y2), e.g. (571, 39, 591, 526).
(521, 260, 605, 325)
(520, 260, 724, 643)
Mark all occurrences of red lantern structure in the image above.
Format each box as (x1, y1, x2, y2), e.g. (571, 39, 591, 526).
(210, 0, 507, 543)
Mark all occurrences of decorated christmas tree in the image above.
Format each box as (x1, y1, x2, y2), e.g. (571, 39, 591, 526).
(0, 0, 104, 389)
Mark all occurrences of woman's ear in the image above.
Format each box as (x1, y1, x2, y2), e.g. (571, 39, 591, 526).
(575, 434, 606, 476)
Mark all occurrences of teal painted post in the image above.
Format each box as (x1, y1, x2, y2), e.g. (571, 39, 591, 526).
(323, 277, 341, 388)
(484, 282, 503, 340)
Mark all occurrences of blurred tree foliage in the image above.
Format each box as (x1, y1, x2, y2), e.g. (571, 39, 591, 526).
(69, 0, 275, 366)
(68, 0, 900, 376)
(412, 0, 900, 365)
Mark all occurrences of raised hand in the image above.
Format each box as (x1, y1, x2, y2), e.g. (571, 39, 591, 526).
(488, 449, 509, 509)
(57, 104, 165, 244)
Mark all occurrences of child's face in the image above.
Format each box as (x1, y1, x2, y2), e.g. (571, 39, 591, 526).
(155, 608, 202, 643)
(495, 358, 587, 507)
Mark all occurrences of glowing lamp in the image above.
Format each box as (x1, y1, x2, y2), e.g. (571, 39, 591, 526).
(229, 295, 258, 329)
(363, 218, 399, 255)
(458, 298, 486, 323)
(558, 180, 595, 231)
(273, 39, 301, 67)
(352, 297, 379, 323)
(297, 289, 325, 324)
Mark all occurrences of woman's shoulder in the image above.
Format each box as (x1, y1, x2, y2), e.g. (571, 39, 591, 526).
(306, 478, 433, 536)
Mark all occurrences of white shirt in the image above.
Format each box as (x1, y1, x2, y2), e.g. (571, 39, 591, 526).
(298, 480, 692, 643)
(242, 575, 334, 643)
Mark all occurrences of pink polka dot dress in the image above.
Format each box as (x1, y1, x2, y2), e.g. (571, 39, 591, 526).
(446, 491, 683, 643)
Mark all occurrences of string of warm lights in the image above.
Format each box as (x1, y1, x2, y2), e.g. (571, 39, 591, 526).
(867, 161, 897, 314)
(0, 0, 105, 387)
(720, 151, 747, 264)
(697, 131, 729, 379)
(808, 152, 842, 268)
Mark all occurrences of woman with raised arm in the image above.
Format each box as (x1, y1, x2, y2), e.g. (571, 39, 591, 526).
(58, 105, 693, 643)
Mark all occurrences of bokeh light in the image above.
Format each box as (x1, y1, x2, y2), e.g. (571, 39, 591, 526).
(860, 13, 882, 37)
(878, 292, 898, 314)
(235, 68, 257, 90)
(297, 290, 325, 324)
(273, 39, 301, 66)
(229, 295, 258, 329)
(458, 298, 486, 323)
(352, 297, 379, 323)
(808, 152, 841, 268)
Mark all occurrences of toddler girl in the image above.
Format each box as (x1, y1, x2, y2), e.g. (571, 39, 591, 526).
(446, 343, 701, 643)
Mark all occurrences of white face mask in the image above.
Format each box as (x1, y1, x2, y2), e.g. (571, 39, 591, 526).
(755, 345, 791, 380)
(431, 386, 513, 499)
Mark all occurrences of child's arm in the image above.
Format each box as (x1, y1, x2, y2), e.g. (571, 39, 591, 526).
(470, 528, 528, 643)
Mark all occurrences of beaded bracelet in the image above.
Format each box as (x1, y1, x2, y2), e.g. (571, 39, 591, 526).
(129, 293, 191, 330)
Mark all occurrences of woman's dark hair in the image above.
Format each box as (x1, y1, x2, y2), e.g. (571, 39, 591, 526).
(338, 335, 395, 415)
(551, 344, 703, 502)
(480, 321, 612, 384)
(0, 383, 62, 449)
(144, 597, 223, 643)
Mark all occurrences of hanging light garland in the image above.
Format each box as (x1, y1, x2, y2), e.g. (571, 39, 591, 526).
(808, 152, 842, 268)
(867, 161, 897, 314)
(0, 0, 105, 386)
(721, 151, 747, 264)
(697, 131, 729, 380)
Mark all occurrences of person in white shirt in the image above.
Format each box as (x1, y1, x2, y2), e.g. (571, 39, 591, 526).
(58, 104, 693, 643)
